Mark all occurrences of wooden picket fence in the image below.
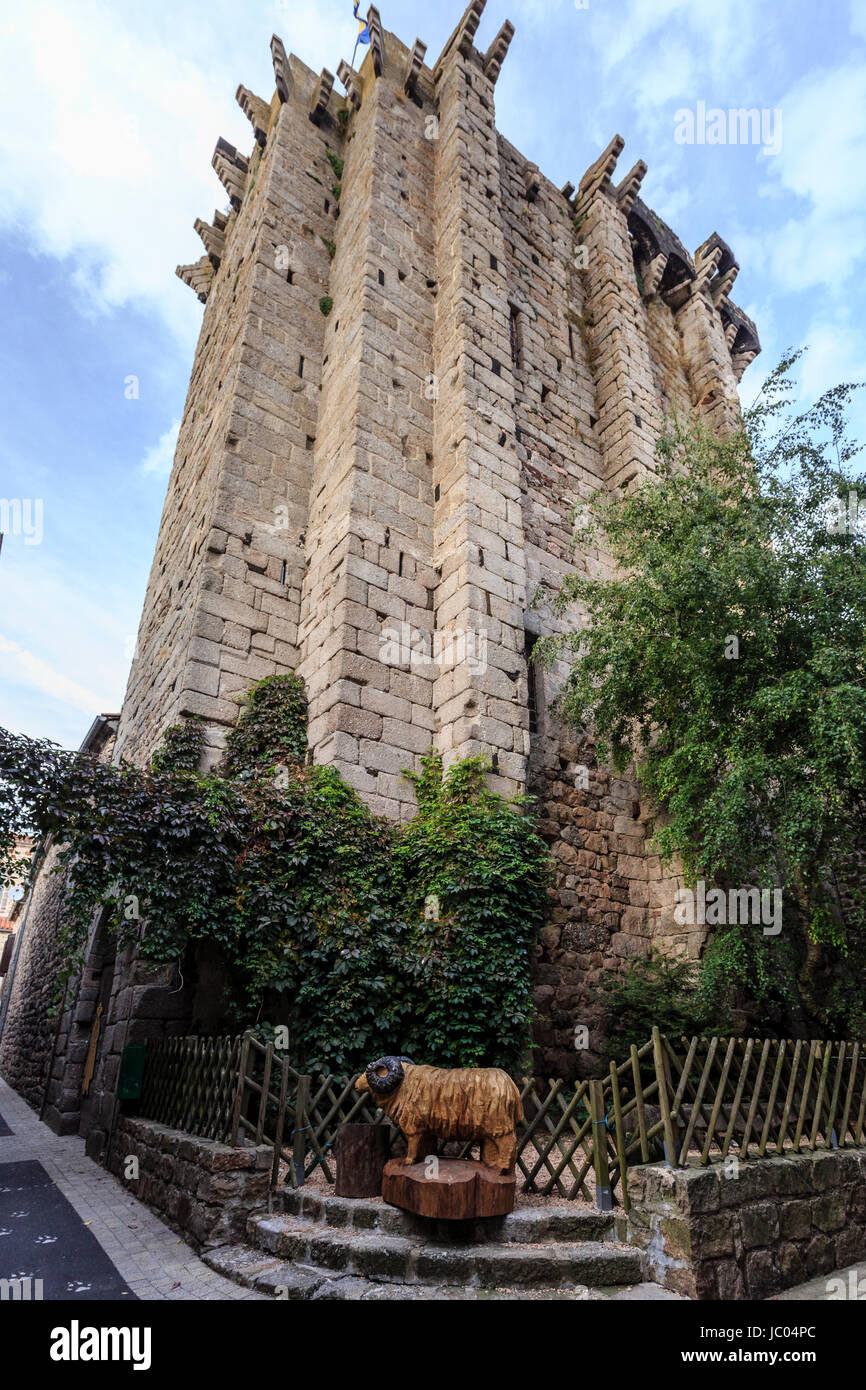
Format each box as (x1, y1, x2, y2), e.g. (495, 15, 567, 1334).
(136, 1028, 866, 1211)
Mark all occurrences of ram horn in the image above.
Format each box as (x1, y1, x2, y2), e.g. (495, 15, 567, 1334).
(364, 1055, 405, 1095)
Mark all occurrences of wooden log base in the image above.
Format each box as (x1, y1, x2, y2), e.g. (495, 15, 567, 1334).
(382, 1158, 516, 1220)
(334, 1122, 391, 1198)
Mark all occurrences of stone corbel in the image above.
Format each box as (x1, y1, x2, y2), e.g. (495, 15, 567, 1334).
(638, 252, 667, 301)
(711, 263, 739, 309)
(692, 242, 723, 294)
(367, 6, 385, 77)
(236, 85, 270, 147)
(614, 160, 647, 218)
(484, 21, 515, 84)
(270, 35, 291, 103)
(694, 233, 739, 309)
(337, 59, 363, 110)
(524, 161, 541, 203)
(212, 138, 248, 210)
(403, 40, 427, 98)
(309, 69, 335, 125)
(731, 349, 758, 381)
(576, 134, 624, 213)
(721, 301, 761, 380)
(176, 257, 214, 303)
(194, 217, 226, 269)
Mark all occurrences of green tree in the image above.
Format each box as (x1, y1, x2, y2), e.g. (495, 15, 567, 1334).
(539, 353, 866, 1034)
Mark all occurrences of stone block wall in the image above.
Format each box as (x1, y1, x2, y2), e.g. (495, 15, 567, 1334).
(0, 843, 70, 1113)
(109, 1117, 271, 1250)
(623, 1152, 866, 1300)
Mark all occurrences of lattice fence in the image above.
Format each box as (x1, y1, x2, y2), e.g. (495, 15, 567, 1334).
(138, 1034, 241, 1142)
(136, 1028, 866, 1209)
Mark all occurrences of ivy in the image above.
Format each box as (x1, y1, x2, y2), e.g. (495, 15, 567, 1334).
(150, 717, 205, 774)
(222, 673, 307, 775)
(0, 676, 550, 1074)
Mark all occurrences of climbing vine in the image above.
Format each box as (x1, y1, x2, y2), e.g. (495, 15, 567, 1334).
(0, 676, 550, 1073)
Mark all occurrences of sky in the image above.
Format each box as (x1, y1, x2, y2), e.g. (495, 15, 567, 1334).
(1, 0, 864, 750)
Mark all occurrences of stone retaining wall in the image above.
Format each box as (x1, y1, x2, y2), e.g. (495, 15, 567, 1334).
(622, 1150, 866, 1299)
(108, 1116, 271, 1250)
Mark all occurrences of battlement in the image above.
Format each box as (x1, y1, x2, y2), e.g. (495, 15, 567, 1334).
(176, 0, 758, 391)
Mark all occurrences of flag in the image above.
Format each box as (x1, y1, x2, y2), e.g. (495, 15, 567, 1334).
(353, 1, 370, 44)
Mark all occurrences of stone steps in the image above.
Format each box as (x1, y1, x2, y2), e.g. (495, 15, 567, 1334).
(201, 1187, 657, 1300)
(202, 1242, 670, 1301)
(279, 1188, 618, 1244)
(233, 1208, 642, 1289)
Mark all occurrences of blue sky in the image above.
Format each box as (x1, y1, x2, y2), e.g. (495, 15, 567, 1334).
(1, 0, 865, 749)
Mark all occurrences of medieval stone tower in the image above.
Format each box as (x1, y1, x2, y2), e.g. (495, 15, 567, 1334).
(1, 0, 760, 1142)
(119, 0, 758, 1063)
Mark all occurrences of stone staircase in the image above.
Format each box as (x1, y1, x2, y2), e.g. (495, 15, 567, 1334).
(203, 1189, 678, 1301)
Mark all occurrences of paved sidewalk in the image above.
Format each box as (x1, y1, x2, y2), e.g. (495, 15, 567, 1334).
(0, 1077, 264, 1300)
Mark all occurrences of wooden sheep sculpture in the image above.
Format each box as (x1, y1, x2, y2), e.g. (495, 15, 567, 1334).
(355, 1055, 522, 1173)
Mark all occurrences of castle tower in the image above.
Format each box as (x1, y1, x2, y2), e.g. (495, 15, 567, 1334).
(115, 0, 759, 1072)
(1, 2, 760, 1129)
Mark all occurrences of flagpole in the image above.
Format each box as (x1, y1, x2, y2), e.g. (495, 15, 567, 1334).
(351, 35, 360, 67)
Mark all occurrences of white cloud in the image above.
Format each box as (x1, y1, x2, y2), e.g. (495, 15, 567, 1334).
(591, 0, 761, 101)
(798, 318, 866, 402)
(0, 554, 134, 725)
(141, 420, 181, 477)
(0, 0, 347, 347)
(757, 62, 866, 296)
(0, 633, 108, 717)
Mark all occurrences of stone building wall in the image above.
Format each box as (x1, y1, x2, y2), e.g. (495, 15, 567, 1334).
(1, 0, 762, 1108)
(0, 842, 70, 1112)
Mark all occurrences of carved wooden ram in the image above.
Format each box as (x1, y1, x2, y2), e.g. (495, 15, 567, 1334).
(355, 1056, 522, 1173)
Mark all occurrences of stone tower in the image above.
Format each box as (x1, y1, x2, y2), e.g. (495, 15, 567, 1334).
(116, 0, 759, 1072)
(0, 0, 760, 1137)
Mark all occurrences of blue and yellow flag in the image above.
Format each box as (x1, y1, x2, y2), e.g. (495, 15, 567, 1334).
(353, 2, 370, 44)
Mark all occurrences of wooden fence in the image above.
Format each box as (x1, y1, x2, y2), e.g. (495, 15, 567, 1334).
(136, 1028, 866, 1211)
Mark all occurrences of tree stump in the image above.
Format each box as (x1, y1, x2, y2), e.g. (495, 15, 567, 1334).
(334, 1122, 391, 1197)
(382, 1158, 516, 1219)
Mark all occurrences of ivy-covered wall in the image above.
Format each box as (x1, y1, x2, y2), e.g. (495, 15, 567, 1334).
(0, 675, 551, 1143)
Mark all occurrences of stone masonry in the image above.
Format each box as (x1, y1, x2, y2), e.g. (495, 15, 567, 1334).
(623, 1150, 866, 1300)
(0, 1, 761, 1132)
